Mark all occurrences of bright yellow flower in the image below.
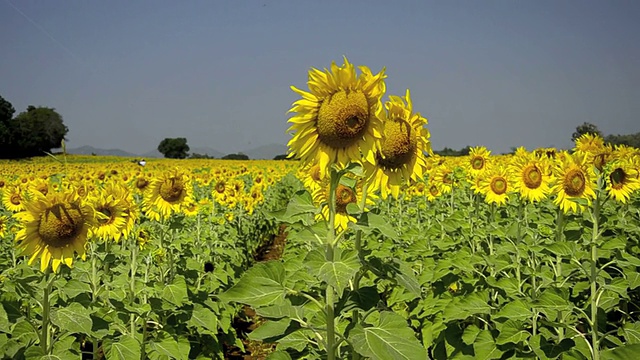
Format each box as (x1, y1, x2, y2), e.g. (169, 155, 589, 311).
(287, 57, 386, 176)
(551, 152, 597, 214)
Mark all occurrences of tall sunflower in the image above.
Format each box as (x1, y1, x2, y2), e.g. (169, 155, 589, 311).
(551, 152, 597, 214)
(313, 177, 374, 231)
(287, 57, 387, 175)
(605, 159, 640, 203)
(13, 189, 96, 272)
(508, 152, 552, 203)
(367, 89, 431, 199)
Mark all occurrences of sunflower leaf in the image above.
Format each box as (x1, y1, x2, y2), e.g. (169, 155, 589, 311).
(50, 303, 92, 335)
(103, 336, 141, 360)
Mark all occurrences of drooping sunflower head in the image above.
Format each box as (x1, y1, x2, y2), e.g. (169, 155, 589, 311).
(287, 57, 387, 176)
(367, 89, 431, 199)
(551, 152, 597, 214)
(605, 159, 640, 204)
(13, 190, 96, 272)
(574, 133, 605, 155)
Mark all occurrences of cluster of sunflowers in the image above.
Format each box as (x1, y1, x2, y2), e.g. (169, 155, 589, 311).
(401, 134, 640, 214)
(0, 159, 292, 272)
(288, 58, 640, 228)
(288, 57, 434, 228)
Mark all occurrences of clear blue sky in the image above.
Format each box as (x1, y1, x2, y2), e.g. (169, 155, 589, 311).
(1, 0, 638, 155)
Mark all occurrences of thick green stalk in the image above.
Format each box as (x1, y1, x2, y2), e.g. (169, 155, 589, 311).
(325, 171, 338, 360)
(130, 237, 139, 337)
(590, 195, 600, 360)
(41, 268, 53, 355)
(556, 207, 565, 341)
(351, 183, 368, 360)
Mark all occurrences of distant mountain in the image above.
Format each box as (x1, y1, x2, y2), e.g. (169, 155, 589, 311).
(243, 144, 288, 160)
(67, 146, 137, 157)
(140, 149, 163, 158)
(190, 147, 224, 158)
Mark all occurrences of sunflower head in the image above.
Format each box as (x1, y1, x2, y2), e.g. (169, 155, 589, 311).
(551, 152, 597, 213)
(287, 57, 387, 176)
(605, 159, 640, 203)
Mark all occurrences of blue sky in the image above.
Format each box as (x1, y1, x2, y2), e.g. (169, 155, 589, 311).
(1, 0, 638, 155)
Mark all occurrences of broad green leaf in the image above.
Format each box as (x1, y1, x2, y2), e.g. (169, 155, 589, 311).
(623, 322, 640, 344)
(353, 212, 398, 239)
(350, 311, 428, 360)
(218, 261, 286, 308)
(103, 336, 141, 360)
(149, 333, 186, 360)
(256, 302, 305, 320)
(266, 351, 293, 360)
(11, 320, 39, 344)
(318, 250, 360, 297)
(601, 344, 640, 360)
(529, 334, 576, 360)
(50, 303, 92, 335)
(473, 330, 503, 360)
(462, 324, 481, 345)
(163, 275, 189, 306)
(188, 304, 218, 333)
(494, 299, 532, 321)
(495, 320, 529, 345)
(249, 319, 292, 341)
(61, 279, 91, 299)
(0, 304, 9, 333)
(536, 287, 572, 311)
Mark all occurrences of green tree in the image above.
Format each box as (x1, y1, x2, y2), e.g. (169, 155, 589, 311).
(0, 95, 16, 156)
(572, 122, 602, 142)
(1, 104, 68, 158)
(157, 137, 190, 159)
(222, 153, 249, 160)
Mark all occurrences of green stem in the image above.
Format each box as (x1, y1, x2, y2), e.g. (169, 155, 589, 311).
(590, 195, 601, 360)
(130, 237, 139, 337)
(325, 170, 338, 360)
(91, 242, 98, 304)
(351, 183, 368, 360)
(556, 207, 565, 341)
(41, 268, 54, 355)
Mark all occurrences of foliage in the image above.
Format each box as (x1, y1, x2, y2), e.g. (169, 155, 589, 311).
(222, 153, 249, 160)
(572, 122, 603, 142)
(605, 132, 640, 148)
(157, 137, 190, 159)
(189, 152, 215, 159)
(0, 99, 68, 159)
(433, 146, 471, 156)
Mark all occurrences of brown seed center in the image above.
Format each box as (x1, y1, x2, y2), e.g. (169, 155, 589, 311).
(38, 203, 84, 248)
(317, 90, 370, 149)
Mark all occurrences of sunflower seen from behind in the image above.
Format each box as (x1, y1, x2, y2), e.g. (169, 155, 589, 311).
(367, 89, 431, 199)
(287, 57, 387, 176)
(551, 152, 597, 214)
(13, 189, 96, 272)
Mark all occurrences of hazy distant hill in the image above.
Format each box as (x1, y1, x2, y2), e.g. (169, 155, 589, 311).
(67, 146, 137, 157)
(243, 144, 288, 160)
(140, 149, 163, 158)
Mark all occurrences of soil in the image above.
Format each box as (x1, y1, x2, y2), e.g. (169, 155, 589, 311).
(223, 224, 288, 360)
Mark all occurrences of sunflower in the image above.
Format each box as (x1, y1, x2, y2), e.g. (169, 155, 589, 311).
(467, 146, 491, 177)
(301, 163, 324, 194)
(2, 185, 25, 212)
(87, 183, 133, 242)
(478, 166, 512, 206)
(605, 159, 640, 203)
(212, 177, 233, 205)
(13, 189, 96, 272)
(551, 152, 597, 214)
(367, 89, 431, 199)
(430, 165, 455, 194)
(574, 133, 605, 155)
(287, 57, 387, 176)
(313, 177, 374, 231)
(143, 168, 193, 220)
(426, 182, 442, 202)
(509, 152, 552, 203)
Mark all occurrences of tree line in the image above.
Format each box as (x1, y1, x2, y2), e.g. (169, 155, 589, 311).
(0, 95, 68, 159)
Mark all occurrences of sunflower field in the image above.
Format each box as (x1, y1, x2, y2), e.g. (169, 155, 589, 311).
(1, 58, 640, 360)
